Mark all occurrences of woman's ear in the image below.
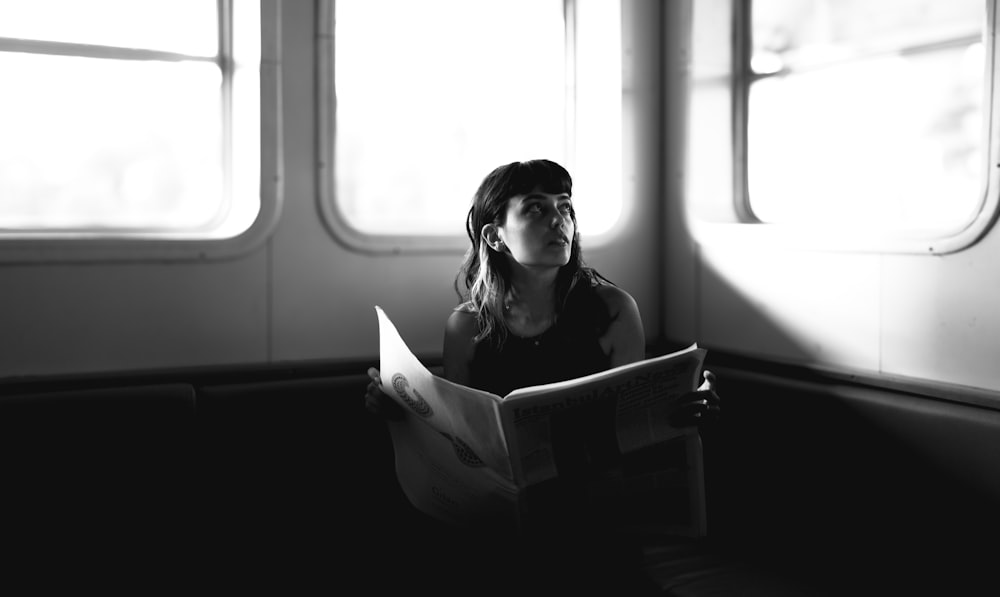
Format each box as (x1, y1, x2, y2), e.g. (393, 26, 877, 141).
(481, 224, 505, 252)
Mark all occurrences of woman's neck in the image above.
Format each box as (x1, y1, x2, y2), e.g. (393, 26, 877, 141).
(505, 265, 559, 337)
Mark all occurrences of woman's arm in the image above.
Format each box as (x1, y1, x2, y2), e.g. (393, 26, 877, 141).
(443, 308, 478, 385)
(595, 284, 721, 426)
(595, 284, 646, 367)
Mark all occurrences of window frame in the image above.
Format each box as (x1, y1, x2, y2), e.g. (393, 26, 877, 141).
(0, 0, 281, 264)
(687, 0, 1000, 255)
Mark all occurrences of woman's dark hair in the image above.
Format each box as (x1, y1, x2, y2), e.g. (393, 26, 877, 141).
(455, 159, 608, 345)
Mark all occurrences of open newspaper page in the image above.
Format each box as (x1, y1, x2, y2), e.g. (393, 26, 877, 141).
(497, 344, 706, 488)
(376, 306, 708, 532)
(376, 306, 520, 528)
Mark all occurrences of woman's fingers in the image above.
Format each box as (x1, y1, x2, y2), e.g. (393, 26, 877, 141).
(668, 400, 705, 427)
(364, 383, 382, 413)
(670, 387, 721, 427)
(698, 369, 717, 392)
(365, 378, 405, 420)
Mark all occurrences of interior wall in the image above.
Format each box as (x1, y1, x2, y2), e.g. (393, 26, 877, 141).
(0, 257, 270, 378)
(0, 1, 666, 380)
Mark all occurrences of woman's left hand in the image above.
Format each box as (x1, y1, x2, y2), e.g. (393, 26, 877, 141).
(668, 370, 721, 428)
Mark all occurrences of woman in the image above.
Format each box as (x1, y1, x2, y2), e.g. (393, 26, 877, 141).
(365, 159, 718, 594)
(365, 158, 717, 419)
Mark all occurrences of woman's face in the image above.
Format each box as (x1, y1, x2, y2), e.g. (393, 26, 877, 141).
(495, 188, 576, 269)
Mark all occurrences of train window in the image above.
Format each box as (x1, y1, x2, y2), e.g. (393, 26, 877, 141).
(744, 0, 986, 237)
(319, 0, 623, 252)
(0, 0, 271, 258)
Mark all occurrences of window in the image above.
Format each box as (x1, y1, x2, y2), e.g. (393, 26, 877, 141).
(744, 0, 986, 236)
(321, 0, 622, 251)
(0, 0, 262, 242)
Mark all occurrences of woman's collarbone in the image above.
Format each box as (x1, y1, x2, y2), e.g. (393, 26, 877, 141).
(505, 313, 554, 340)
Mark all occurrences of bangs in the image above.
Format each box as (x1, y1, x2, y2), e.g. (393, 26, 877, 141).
(506, 159, 573, 197)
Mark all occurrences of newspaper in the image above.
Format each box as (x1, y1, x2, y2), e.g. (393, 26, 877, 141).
(375, 305, 708, 534)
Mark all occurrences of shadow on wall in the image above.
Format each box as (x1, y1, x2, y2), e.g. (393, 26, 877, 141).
(661, 255, 1000, 593)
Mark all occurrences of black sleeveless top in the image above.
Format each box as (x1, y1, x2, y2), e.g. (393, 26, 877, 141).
(469, 280, 613, 396)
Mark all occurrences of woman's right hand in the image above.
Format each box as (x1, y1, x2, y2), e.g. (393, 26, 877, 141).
(365, 367, 404, 420)
(667, 370, 721, 428)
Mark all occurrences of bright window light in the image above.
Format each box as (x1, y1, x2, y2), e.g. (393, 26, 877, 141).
(748, 0, 985, 235)
(332, 0, 622, 240)
(0, 0, 260, 239)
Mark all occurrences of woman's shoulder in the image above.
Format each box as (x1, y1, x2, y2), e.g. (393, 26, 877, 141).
(453, 300, 477, 314)
(446, 303, 479, 338)
(587, 277, 645, 365)
(590, 279, 639, 318)
(444, 303, 479, 385)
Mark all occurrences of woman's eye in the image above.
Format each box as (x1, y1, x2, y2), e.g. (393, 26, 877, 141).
(559, 204, 573, 214)
(526, 204, 542, 214)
